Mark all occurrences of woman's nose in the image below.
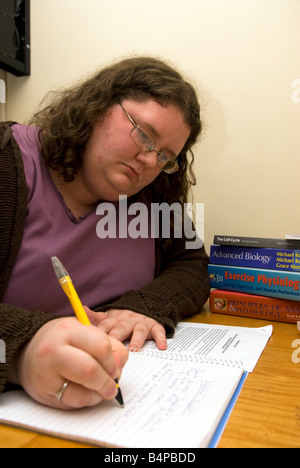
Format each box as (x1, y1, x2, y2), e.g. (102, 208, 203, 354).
(136, 150, 158, 169)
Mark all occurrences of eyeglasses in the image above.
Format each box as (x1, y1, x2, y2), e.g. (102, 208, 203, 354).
(119, 102, 179, 174)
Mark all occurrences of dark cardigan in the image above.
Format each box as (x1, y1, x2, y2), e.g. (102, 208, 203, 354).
(0, 122, 210, 393)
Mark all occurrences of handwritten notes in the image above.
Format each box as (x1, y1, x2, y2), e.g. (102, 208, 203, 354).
(0, 322, 272, 447)
(0, 352, 243, 448)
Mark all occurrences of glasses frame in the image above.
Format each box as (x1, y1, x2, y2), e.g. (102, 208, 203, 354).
(119, 102, 179, 174)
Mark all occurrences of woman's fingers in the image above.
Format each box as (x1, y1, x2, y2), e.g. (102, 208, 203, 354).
(18, 317, 128, 409)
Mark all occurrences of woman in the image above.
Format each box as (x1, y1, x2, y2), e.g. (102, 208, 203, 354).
(0, 56, 210, 409)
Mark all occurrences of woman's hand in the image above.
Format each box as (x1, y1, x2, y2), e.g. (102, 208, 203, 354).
(12, 317, 128, 409)
(86, 308, 167, 351)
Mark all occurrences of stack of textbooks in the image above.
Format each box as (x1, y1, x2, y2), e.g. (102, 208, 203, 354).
(208, 235, 300, 323)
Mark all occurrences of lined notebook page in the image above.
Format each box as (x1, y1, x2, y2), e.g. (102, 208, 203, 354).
(0, 352, 243, 448)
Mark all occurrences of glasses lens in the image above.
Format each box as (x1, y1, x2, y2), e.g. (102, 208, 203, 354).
(131, 127, 155, 152)
(131, 126, 179, 174)
(157, 153, 179, 174)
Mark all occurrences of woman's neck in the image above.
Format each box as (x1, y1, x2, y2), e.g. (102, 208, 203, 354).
(49, 169, 98, 219)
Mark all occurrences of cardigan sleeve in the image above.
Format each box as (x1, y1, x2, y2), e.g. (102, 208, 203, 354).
(94, 236, 210, 337)
(0, 305, 60, 394)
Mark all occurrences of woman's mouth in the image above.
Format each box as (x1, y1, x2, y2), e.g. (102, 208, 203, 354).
(122, 164, 140, 179)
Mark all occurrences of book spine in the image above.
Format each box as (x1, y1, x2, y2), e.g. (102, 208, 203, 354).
(210, 245, 300, 273)
(209, 289, 300, 323)
(213, 235, 300, 250)
(208, 265, 300, 301)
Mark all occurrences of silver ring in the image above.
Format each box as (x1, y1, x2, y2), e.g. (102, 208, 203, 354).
(55, 381, 70, 402)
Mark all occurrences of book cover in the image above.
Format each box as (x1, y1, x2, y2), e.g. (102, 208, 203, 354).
(208, 264, 300, 301)
(213, 235, 300, 250)
(210, 245, 300, 273)
(286, 234, 300, 240)
(210, 289, 300, 323)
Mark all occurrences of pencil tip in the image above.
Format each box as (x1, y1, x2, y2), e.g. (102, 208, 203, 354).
(114, 379, 124, 407)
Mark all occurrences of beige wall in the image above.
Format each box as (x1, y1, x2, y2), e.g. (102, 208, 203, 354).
(4, 0, 300, 249)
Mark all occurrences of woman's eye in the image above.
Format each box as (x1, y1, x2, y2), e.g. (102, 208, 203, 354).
(137, 128, 154, 148)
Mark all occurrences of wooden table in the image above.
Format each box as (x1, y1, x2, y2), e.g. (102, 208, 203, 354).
(0, 308, 300, 448)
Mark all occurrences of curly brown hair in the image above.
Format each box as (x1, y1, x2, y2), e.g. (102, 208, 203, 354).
(31, 56, 202, 206)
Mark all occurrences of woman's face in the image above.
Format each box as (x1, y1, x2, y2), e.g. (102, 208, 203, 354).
(80, 99, 191, 202)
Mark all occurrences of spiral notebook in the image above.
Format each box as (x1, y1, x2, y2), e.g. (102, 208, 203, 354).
(0, 322, 272, 448)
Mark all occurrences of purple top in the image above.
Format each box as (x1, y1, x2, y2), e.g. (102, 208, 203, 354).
(3, 124, 155, 316)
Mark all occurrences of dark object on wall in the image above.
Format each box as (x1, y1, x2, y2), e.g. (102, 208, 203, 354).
(0, 0, 30, 76)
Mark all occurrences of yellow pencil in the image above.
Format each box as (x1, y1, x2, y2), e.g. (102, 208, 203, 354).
(51, 256, 124, 407)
